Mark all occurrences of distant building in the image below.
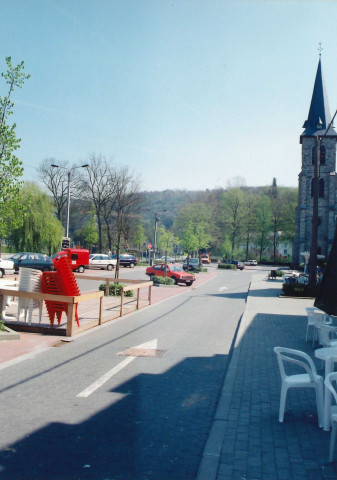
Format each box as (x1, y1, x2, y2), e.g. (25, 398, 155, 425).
(292, 57, 337, 267)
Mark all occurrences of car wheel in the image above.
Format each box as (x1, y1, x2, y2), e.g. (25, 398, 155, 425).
(78, 266, 85, 273)
(0, 269, 3, 278)
(129, 263, 135, 268)
(186, 281, 192, 286)
(43, 267, 51, 272)
(107, 264, 113, 271)
(149, 274, 154, 281)
(172, 276, 178, 285)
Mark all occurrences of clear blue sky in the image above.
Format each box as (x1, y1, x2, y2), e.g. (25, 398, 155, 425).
(2, 0, 337, 192)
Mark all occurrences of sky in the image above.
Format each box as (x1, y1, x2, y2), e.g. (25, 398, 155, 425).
(2, 0, 337, 192)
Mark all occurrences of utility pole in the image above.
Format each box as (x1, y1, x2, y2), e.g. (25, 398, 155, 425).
(309, 135, 320, 285)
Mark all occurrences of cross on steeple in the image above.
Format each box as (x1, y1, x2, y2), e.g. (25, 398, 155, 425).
(318, 42, 323, 58)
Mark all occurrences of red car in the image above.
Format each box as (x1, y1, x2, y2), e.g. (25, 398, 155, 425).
(146, 263, 195, 286)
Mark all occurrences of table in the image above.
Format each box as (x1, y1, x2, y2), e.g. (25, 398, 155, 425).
(315, 347, 337, 430)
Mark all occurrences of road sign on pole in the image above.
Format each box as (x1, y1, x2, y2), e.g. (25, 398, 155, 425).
(148, 243, 152, 249)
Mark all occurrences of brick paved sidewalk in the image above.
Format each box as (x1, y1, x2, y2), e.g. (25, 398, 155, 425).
(197, 274, 337, 480)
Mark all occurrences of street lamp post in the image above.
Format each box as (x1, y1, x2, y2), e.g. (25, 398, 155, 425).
(51, 163, 89, 239)
(153, 210, 167, 261)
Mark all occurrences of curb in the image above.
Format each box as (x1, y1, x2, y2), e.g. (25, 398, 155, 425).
(196, 280, 254, 480)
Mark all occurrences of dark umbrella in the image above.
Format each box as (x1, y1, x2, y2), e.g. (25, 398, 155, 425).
(315, 227, 337, 315)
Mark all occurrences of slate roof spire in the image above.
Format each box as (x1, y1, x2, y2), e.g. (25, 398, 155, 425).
(302, 57, 336, 137)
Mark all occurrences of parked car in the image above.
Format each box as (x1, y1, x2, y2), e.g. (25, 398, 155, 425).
(51, 248, 89, 273)
(9, 252, 54, 272)
(146, 263, 195, 286)
(111, 254, 137, 268)
(183, 258, 200, 271)
(159, 256, 175, 263)
(228, 260, 245, 270)
(244, 259, 258, 266)
(0, 258, 15, 277)
(88, 254, 117, 270)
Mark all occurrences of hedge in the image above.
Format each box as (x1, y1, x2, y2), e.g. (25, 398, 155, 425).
(281, 283, 319, 298)
(99, 283, 133, 297)
(152, 276, 174, 285)
(218, 263, 236, 270)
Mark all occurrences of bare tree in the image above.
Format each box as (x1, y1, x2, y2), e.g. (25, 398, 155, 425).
(78, 154, 114, 253)
(38, 158, 73, 221)
(110, 167, 143, 278)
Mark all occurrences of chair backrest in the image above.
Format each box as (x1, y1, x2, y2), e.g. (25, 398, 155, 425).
(274, 346, 318, 382)
(316, 324, 337, 347)
(325, 372, 337, 405)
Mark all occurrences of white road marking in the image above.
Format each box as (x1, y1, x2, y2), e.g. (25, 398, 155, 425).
(76, 339, 158, 398)
(219, 286, 228, 292)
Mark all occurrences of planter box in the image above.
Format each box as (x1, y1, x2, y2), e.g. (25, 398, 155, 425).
(0, 325, 20, 341)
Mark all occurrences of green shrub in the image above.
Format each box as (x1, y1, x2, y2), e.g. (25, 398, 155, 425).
(218, 263, 236, 270)
(99, 283, 133, 297)
(281, 283, 319, 297)
(152, 276, 174, 285)
(276, 270, 284, 277)
(193, 266, 207, 273)
(0, 319, 6, 331)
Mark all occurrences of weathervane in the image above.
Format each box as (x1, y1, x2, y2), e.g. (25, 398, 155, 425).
(318, 42, 323, 58)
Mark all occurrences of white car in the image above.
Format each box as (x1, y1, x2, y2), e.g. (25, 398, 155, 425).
(88, 254, 117, 271)
(159, 256, 175, 263)
(244, 259, 258, 266)
(0, 258, 15, 277)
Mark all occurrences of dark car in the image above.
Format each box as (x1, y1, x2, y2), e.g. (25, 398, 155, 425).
(9, 252, 54, 272)
(228, 260, 245, 270)
(111, 254, 137, 268)
(183, 258, 200, 271)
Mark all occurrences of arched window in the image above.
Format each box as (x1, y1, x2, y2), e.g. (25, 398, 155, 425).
(320, 144, 326, 164)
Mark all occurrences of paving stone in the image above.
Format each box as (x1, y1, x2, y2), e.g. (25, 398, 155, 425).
(197, 274, 337, 480)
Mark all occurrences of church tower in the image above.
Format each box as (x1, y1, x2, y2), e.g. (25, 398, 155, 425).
(293, 57, 337, 267)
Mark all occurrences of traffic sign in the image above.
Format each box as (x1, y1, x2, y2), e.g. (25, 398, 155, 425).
(148, 243, 152, 249)
(61, 237, 70, 249)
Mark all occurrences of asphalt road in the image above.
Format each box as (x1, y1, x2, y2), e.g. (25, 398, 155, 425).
(0, 266, 260, 480)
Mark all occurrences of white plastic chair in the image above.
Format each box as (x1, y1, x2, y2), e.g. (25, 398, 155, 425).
(305, 307, 331, 345)
(324, 372, 337, 461)
(316, 324, 337, 348)
(17, 268, 43, 324)
(274, 347, 323, 427)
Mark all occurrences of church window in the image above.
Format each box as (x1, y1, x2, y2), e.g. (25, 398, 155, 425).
(320, 145, 326, 164)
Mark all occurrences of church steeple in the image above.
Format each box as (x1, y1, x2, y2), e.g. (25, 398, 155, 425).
(302, 58, 336, 137)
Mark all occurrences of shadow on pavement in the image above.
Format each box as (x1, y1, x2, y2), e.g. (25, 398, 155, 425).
(0, 354, 229, 480)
